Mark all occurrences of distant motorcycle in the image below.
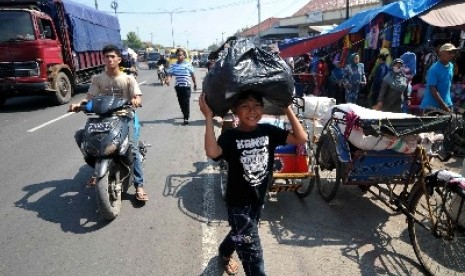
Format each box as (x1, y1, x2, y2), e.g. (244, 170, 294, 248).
(76, 96, 147, 220)
(157, 64, 166, 85)
(120, 66, 138, 79)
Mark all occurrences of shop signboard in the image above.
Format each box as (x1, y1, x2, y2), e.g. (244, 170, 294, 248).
(307, 11, 323, 23)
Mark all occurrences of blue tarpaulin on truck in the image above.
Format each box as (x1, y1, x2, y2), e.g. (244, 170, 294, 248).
(42, 0, 122, 52)
(62, 0, 122, 52)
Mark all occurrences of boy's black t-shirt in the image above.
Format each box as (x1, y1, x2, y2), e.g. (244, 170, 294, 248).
(217, 123, 288, 206)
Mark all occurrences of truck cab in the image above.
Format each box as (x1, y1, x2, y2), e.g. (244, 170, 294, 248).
(0, 6, 67, 105)
(0, 0, 122, 106)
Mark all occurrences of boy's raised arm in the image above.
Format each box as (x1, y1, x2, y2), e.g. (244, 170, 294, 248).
(199, 94, 223, 158)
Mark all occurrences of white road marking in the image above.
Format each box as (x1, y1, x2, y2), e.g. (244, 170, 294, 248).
(27, 112, 74, 133)
(26, 80, 147, 133)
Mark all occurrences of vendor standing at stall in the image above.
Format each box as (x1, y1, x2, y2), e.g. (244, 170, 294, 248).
(420, 43, 458, 114)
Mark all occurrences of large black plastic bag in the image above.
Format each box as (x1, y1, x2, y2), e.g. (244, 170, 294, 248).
(202, 38, 294, 117)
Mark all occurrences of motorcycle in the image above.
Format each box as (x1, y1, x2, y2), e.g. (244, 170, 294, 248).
(157, 64, 166, 85)
(120, 66, 138, 79)
(77, 96, 147, 220)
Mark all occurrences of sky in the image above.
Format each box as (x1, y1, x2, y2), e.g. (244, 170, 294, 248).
(73, 0, 311, 50)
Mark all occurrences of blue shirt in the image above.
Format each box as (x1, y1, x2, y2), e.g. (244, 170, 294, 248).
(167, 61, 194, 87)
(420, 61, 453, 109)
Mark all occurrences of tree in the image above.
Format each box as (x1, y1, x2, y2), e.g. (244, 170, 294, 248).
(124, 32, 144, 50)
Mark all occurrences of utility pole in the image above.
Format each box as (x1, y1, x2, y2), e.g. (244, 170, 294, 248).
(346, 0, 349, 20)
(257, 0, 261, 46)
(150, 32, 153, 45)
(94, 0, 98, 9)
(221, 32, 225, 43)
(170, 12, 175, 48)
(162, 8, 180, 48)
(110, 0, 118, 16)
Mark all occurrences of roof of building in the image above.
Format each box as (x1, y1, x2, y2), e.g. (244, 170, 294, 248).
(293, 0, 381, 16)
(239, 17, 281, 37)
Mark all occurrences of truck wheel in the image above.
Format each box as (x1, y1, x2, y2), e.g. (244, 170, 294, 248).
(54, 72, 72, 105)
(0, 97, 6, 107)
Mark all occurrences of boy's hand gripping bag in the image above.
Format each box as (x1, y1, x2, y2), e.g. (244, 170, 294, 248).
(202, 38, 294, 117)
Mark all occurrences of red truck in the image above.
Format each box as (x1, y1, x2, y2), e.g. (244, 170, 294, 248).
(0, 0, 123, 106)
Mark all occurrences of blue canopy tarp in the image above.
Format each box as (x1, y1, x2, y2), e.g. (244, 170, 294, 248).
(330, 0, 442, 34)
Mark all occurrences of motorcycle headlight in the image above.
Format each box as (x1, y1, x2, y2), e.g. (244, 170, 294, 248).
(104, 142, 118, 155)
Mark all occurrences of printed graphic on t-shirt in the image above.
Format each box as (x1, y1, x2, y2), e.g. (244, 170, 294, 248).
(236, 136, 270, 186)
(103, 84, 124, 98)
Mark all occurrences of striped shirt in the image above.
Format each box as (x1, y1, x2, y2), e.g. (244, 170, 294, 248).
(167, 61, 194, 87)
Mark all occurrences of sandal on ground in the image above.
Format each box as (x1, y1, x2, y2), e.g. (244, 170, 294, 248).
(222, 256, 238, 275)
(86, 176, 97, 187)
(135, 191, 149, 201)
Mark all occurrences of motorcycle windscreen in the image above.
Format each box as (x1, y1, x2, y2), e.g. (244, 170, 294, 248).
(87, 96, 128, 114)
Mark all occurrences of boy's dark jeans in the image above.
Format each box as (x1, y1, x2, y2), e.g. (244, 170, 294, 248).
(174, 85, 191, 120)
(219, 204, 266, 276)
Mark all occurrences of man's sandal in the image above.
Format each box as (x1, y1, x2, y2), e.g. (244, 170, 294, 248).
(222, 256, 238, 275)
(135, 191, 149, 201)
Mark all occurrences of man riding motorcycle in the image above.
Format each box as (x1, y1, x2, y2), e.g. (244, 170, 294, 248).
(156, 54, 168, 85)
(157, 54, 169, 73)
(69, 44, 148, 202)
(120, 51, 138, 77)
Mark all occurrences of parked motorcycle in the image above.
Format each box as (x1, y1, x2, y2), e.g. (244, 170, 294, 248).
(157, 64, 166, 85)
(77, 96, 147, 220)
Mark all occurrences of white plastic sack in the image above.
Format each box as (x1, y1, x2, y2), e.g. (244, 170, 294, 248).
(332, 103, 416, 120)
(338, 124, 419, 154)
(305, 119, 324, 142)
(302, 96, 336, 120)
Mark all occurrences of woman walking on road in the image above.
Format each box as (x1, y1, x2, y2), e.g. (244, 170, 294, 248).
(165, 48, 197, 125)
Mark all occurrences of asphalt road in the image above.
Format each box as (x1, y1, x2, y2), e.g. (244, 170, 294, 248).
(0, 64, 463, 275)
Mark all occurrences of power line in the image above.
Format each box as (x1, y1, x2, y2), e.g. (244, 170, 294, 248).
(114, 0, 256, 15)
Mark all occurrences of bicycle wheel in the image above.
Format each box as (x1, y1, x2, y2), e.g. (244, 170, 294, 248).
(408, 183, 465, 275)
(294, 177, 315, 198)
(315, 131, 343, 201)
(295, 142, 316, 198)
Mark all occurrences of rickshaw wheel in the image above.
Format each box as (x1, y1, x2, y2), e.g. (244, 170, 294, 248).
(294, 177, 315, 198)
(407, 182, 465, 275)
(315, 131, 342, 202)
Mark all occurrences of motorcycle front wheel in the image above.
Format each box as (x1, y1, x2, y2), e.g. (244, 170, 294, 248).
(158, 73, 166, 85)
(96, 161, 123, 220)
